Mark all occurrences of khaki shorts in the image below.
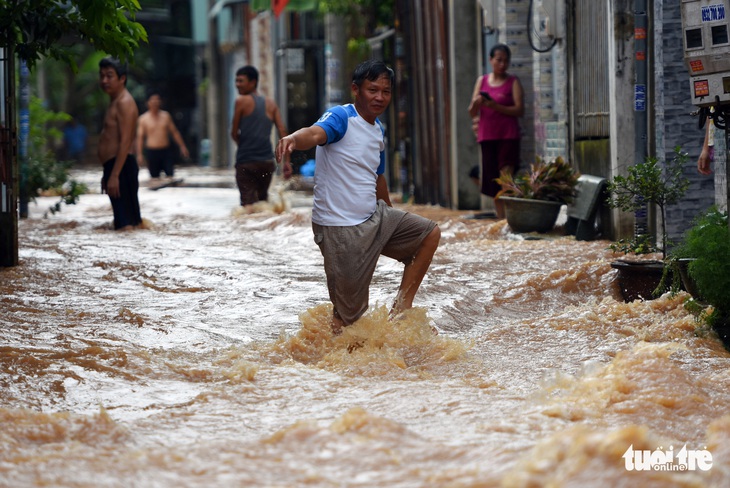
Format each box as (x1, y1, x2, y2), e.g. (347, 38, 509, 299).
(312, 200, 437, 325)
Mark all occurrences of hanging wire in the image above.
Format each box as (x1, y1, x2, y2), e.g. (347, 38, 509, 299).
(527, 0, 559, 53)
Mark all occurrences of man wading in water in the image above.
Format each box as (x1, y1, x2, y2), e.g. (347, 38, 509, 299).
(137, 91, 189, 181)
(98, 57, 142, 230)
(275, 60, 441, 335)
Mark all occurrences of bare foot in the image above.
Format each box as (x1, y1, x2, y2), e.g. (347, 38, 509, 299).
(331, 315, 345, 336)
(389, 299, 406, 321)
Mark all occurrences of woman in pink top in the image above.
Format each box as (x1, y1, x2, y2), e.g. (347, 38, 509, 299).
(468, 44, 525, 219)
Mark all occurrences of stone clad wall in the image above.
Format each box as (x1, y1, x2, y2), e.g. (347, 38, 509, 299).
(531, 0, 568, 162)
(534, 47, 567, 161)
(713, 130, 728, 212)
(658, 1, 717, 245)
(502, 0, 535, 166)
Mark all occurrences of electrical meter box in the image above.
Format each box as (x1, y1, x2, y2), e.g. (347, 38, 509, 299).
(682, 0, 730, 106)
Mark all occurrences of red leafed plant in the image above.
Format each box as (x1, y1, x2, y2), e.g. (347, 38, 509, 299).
(495, 156, 580, 204)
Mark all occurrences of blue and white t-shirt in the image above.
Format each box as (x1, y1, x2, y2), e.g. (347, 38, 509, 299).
(312, 104, 386, 226)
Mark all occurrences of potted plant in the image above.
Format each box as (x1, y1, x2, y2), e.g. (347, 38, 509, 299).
(665, 207, 730, 347)
(495, 156, 580, 233)
(605, 146, 690, 302)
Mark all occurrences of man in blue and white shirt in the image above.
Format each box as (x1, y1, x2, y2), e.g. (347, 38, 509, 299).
(276, 60, 441, 334)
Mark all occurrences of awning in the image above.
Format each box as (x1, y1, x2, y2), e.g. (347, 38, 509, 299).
(210, 0, 318, 19)
(249, 0, 319, 14)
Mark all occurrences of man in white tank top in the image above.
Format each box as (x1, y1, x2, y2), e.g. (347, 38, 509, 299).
(231, 65, 291, 206)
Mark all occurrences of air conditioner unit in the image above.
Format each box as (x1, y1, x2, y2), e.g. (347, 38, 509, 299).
(681, 0, 730, 106)
(541, 0, 566, 40)
(477, 0, 499, 30)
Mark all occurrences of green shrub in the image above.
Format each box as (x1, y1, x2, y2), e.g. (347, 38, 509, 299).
(677, 207, 730, 330)
(22, 96, 87, 215)
(608, 234, 657, 256)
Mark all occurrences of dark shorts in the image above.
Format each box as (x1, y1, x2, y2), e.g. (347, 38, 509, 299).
(312, 200, 437, 325)
(145, 146, 174, 178)
(480, 139, 520, 197)
(235, 160, 276, 206)
(102, 155, 142, 230)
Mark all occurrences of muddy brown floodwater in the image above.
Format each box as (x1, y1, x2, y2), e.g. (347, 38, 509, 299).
(1, 167, 729, 487)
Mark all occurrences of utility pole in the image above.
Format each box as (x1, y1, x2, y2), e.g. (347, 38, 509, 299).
(0, 47, 17, 267)
(19, 60, 29, 218)
(449, 0, 481, 210)
(324, 13, 346, 109)
(726, 127, 730, 227)
(634, 0, 649, 239)
(206, 0, 223, 168)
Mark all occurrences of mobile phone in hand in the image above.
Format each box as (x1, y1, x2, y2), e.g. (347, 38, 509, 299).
(480, 91, 492, 100)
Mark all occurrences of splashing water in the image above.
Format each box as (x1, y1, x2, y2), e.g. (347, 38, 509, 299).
(1, 167, 729, 487)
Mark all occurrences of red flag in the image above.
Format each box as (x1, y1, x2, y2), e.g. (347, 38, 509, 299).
(272, 0, 289, 18)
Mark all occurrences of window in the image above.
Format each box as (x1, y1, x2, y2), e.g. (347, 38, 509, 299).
(711, 24, 729, 45)
(686, 28, 703, 49)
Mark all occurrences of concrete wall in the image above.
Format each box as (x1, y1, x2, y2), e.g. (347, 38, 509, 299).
(715, 131, 728, 212)
(450, 0, 482, 210)
(608, 0, 638, 241)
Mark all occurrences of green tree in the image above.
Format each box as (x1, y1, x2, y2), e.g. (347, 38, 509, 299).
(606, 147, 691, 259)
(25, 96, 89, 217)
(0, 0, 148, 267)
(319, 0, 395, 59)
(32, 47, 111, 127)
(0, 0, 147, 69)
(319, 0, 395, 32)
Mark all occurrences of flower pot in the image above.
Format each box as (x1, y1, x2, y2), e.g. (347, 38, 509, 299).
(711, 310, 730, 351)
(501, 196, 563, 233)
(610, 259, 666, 302)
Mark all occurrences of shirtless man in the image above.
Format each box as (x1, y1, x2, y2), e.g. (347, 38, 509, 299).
(231, 65, 291, 206)
(98, 57, 142, 230)
(136, 92, 189, 179)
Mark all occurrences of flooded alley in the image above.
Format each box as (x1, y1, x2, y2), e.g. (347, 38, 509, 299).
(1, 168, 729, 487)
